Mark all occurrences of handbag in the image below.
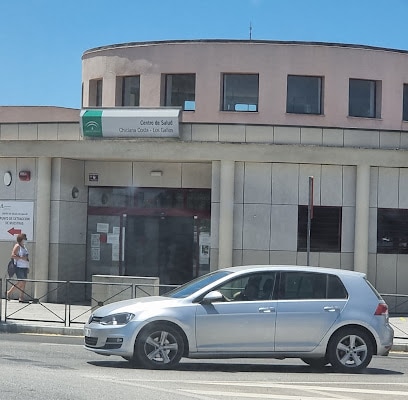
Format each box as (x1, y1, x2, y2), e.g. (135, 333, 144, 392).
(7, 258, 16, 278)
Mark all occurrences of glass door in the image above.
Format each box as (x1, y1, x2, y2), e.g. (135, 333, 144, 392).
(125, 216, 194, 285)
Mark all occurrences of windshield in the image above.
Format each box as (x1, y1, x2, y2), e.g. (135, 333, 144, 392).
(164, 270, 231, 298)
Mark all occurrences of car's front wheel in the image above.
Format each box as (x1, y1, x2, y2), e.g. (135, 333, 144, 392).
(134, 323, 184, 369)
(327, 328, 373, 373)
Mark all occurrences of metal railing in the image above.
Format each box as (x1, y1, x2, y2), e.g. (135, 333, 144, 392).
(2, 278, 177, 326)
(2, 277, 407, 326)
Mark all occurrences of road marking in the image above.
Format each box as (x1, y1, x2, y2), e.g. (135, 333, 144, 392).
(180, 390, 350, 399)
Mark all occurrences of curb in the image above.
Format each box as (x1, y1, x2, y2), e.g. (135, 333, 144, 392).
(0, 322, 83, 336)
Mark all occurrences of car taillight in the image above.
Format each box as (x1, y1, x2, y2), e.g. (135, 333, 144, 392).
(374, 303, 389, 316)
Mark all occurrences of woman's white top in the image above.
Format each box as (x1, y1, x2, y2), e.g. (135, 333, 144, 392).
(16, 245, 29, 269)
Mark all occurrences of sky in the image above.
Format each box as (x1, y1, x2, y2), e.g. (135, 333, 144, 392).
(1, 0, 408, 109)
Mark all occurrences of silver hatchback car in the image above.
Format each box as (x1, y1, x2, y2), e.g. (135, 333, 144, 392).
(84, 265, 394, 372)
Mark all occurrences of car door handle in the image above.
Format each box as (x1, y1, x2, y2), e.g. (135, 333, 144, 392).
(324, 306, 340, 312)
(258, 307, 275, 313)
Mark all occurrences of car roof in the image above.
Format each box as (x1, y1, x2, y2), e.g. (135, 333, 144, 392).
(220, 265, 365, 278)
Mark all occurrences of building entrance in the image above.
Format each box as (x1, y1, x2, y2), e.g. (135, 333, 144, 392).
(86, 187, 211, 286)
(125, 216, 194, 284)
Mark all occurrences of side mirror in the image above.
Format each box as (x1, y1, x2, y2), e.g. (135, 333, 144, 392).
(201, 290, 224, 304)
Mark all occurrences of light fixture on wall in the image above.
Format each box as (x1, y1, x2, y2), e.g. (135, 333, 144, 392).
(71, 187, 79, 199)
(3, 171, 12, 186)
(18, 170, 31, 181)
(150, 170, 163, 177)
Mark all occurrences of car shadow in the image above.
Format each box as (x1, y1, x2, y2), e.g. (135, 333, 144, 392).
(87, 359, 403, 375)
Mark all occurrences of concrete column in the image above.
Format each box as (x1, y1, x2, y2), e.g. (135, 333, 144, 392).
(34, 157, 52, 299)
(354, 164, 370, 274)
(218, 160, 235, 268)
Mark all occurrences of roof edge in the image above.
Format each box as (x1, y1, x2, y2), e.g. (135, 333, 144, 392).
(82, 39, 408, 57)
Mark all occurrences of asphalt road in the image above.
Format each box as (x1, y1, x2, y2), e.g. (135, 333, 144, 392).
(1, 333, 408, 400)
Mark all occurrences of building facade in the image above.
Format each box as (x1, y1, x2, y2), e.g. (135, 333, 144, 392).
(2, 40, 408, 310)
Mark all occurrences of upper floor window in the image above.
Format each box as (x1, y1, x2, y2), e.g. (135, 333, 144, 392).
(377, 208, 408, 254)
(349, 78, 380, 118)
(165, 74, 196, 111)
(286, 75, 323, 114)
(117, 76, 140, 107)
(222, 74, 259, 112)
(403, 84, 408, 121)
(297, 205, 342, 252)
(89, 79, 102, 107)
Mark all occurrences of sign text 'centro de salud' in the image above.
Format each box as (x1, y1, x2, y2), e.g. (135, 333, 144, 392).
(80, 108, 181, 138)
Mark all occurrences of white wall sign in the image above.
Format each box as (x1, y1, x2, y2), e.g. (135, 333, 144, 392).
(81, 108, 181, 138)
(0, 201, 34, 241)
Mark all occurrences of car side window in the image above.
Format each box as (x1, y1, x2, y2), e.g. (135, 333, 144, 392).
(327, 275, 348, 299)
(216, 273, 276, 301)
(278, 272, 328, 300)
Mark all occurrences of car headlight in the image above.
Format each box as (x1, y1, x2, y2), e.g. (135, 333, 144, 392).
(100, 313, 135, 326)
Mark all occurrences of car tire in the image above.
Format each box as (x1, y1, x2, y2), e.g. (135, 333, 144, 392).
(327, 328, 373, 373)
(301, 357, 329, 369)
(134, 323, 184, 370)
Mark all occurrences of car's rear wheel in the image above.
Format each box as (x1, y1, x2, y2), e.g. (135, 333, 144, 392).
(327, 328, 373, 373)
(301, 357, 329, 369)
(134, 323, 184, 369)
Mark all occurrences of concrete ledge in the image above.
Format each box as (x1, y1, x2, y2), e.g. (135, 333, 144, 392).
(0, 322, 83, 336)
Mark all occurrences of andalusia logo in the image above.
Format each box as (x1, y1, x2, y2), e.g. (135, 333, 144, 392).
(82, 110, 103, 137)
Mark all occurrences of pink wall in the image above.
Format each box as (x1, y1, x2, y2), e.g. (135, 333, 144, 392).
(82, 40, 408, 132)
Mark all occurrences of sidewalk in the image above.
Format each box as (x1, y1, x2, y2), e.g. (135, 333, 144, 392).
(1, 299, 408, 352)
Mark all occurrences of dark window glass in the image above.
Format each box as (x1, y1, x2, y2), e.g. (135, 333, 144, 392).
(122, 76, 140, 106)
(216, 272, 277, 301)
(165, 74, 196, 111)
(403, 84, 408, 121)
(349, 79, 377, 118)
(222, 74, 259, 112)
(96, 80, 102, 107)
(327, 275, 348, 299)
(89, 79, 103, 107)
(286, 75, 322, 114)
(298, 206, 342, 252)
(278, 272, 347, 300)
(377, 208, 408, 254)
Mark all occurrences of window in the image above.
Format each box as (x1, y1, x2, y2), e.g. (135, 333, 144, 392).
(286, 75, 323, 114)
(278, 272, 347, 300)
(216, 272, 277, 301)
(349, 78, 380, 118)
(222, 74, 259, 112)
(119, 76, 140, 106)
(89, 79, 102, 107)
(377, 208, 408, 254)
(165, 74, 195, 111)
(298, 206, 342, 252)
(403, 84, 408, 121)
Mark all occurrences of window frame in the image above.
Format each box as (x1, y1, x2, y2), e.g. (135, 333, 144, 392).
(377, 208, 408, 254)
(119, 75, 140, 107)
(221, 73, 259, 112)
(286, 75, 323, 115)
(297, 205, 342, 253)
(349, 78, 380, 118)
(403, 84, 408, 121)
(164, 73, 196, 111)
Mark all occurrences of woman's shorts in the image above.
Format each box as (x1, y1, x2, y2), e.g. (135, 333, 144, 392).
(15, 267, 28, 280)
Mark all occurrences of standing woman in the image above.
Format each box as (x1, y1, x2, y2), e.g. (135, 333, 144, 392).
(7, 233, 30, 302)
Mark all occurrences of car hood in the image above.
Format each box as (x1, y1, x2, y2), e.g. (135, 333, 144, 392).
(92, 296, 183, 317)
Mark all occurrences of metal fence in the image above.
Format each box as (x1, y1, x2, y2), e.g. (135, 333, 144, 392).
(1, 278, 407, 327)
(2, 278, 177, 326)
